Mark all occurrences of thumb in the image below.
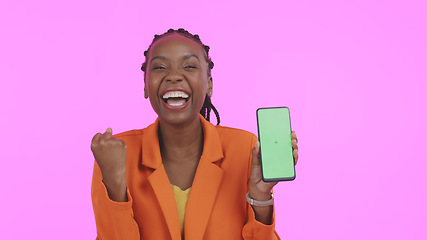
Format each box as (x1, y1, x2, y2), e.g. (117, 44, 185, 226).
(106, 128, 113, 134)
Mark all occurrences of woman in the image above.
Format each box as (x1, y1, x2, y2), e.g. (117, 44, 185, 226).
(91, 28, 299, 240)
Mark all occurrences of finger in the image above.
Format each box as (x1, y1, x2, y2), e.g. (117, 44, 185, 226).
(120, 139, 127, 149)
(104, 128, 113, 137)
(104, 137, 126, 149)
(293, 148, 298, 165)
(100, 128, 113, 140)
(108, 136, 123, 144)
(251, 141, 260, 166)
(91, 132, 102, 144)
(292, 139, 298, 149)
(250, 141, 263, 184)
(291, 131, 298, 143)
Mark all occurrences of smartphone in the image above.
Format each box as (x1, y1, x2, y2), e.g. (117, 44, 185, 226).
(256, 107, 295, 182)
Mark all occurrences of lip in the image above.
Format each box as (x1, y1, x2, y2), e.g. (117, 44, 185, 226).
(159, 88, 191, 110)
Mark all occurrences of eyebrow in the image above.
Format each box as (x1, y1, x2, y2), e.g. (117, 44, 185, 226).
(183, 54, 200, 61)
(150, 54, 200, 63)
(150, 56, 167, 63)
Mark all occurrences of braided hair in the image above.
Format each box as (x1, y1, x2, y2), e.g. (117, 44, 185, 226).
(141, 28, 220, 125)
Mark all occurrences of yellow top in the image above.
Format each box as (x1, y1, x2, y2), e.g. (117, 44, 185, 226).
(171, 184, 191, 238)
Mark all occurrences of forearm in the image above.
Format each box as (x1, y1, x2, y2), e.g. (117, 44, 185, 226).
(252, 205, 273, 225)
(102, 170, 128, 202)
(248, 191, 273, 225)
(242, 193, 279, 239)
(92, 163, 140, 239)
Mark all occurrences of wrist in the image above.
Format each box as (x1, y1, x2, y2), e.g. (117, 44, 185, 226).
(248, 185, 272, 201)
(248, 194, 274, 225)
(246, 192, 274, 207)
(249, 192, 272, 201)
(101, 166, 126, 181)
(102, 170, 126, 190)
(102, 176, 127, 202)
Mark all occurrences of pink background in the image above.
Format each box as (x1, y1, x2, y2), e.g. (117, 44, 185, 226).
(1, 0, 426, 239)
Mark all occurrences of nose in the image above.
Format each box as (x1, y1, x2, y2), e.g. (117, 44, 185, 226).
(165, 68, 183, 83)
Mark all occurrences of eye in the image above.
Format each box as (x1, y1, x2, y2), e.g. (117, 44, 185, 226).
(184, 65, 197, 69)
(153, 66, 166, 70)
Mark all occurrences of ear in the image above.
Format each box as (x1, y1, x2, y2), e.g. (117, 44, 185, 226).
(144, 81, 149, 99)
(207, 76, 213, 97)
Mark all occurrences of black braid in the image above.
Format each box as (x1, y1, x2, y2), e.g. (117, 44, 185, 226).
(141, 28, 214, 71)
(141, 28, 220, 125)
(200, 96, 220, 125)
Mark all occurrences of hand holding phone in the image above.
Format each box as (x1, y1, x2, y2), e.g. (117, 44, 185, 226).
(256, 107, 296, 182)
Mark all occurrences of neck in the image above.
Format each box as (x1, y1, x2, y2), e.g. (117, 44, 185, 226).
(158, 116, 204, 164)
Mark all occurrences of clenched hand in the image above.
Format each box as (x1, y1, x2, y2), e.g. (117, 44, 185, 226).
(91, 128, 128, 202)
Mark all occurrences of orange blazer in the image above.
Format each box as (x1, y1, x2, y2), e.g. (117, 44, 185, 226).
(92, 115, 280, 240)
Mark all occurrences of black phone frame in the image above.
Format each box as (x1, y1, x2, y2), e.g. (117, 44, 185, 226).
(256, 106, 296, 182)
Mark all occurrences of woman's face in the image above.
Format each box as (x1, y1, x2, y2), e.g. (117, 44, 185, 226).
(144, 33, 212, 126)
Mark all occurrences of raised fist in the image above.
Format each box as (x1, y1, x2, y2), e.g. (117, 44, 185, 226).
(91, 128, 127, 187)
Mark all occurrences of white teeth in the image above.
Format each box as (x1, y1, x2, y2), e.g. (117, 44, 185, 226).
(162, 91, 189, 99)
(168, 101, 184, 106)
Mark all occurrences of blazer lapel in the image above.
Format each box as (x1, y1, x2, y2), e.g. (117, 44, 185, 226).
(185, 116, 225, 240)
(148, 168, 181, 240)
(142, 119, 181, 240)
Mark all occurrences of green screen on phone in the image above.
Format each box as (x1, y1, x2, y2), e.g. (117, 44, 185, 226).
(256, 107, 295, 181)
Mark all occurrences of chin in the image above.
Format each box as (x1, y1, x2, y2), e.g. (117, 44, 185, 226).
(156, 109, 200, 127)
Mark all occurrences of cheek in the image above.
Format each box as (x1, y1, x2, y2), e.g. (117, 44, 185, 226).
(145, 74, 159, 93)
(193, 77, 209, 101)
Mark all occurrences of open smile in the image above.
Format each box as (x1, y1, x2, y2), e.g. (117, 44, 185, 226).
(161, 90, 190, 108)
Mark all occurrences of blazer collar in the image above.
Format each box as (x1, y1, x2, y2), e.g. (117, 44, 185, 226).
(142, 115, 225, 240)
(141, 115, 224, 169)
(141, 119, 162, 169)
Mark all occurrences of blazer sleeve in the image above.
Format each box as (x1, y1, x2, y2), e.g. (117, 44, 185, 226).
(91, 161, 140, 240)
(241, 135, 281, 240)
